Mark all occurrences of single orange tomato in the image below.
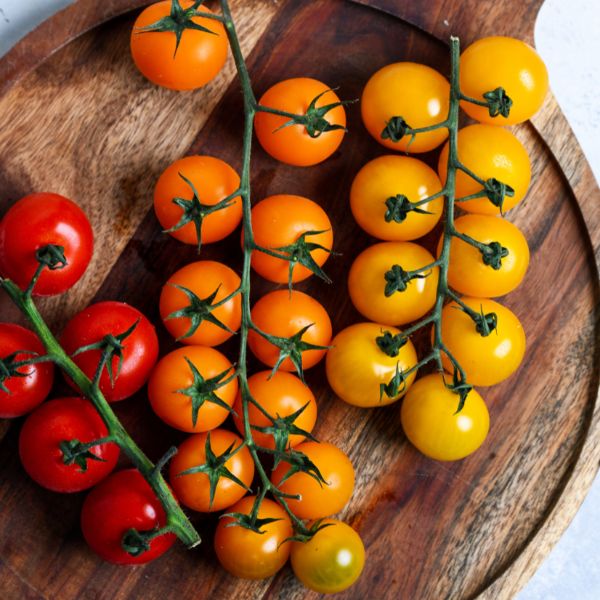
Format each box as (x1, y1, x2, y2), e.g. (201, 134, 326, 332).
(159, 261, 241, 346)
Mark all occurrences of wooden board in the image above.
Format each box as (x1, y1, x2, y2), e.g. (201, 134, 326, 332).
(1, 1, 599, 599)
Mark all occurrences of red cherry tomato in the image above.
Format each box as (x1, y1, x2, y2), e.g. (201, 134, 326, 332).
(18, 397, 119, 492)
(0, 193, 93, 296)
(60, 302, 159, 402)
(0, 323, 54, 418)
(81, 469, 176, 564)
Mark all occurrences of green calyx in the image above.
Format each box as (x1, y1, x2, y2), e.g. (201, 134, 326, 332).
(375, 330, 407, 357)
(385, 194, 432, 223)
(176, 358, 236, 428)
(380, 363, 407, 401)
(0, 351, 31, 393)
(222, 492, 281, 534)
(473, 308, 498, 337)
(444, 368, 473, 414)
(381, 116, 410, 142)
(480, 240, 509, 270)
(35, 244, 67, 271)
(135, 0, 217, 58)
(482, 87, 513, 118)
(283, 519, 333, 544)
(121, 527, 165, 556)
(483, 177, 515, 213)
(59, 438, 108, 472)
(384, 264, 428, 296)
(276, 448, 328, 487)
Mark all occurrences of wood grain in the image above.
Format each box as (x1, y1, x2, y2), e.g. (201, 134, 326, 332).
(0, 1, 598, 599)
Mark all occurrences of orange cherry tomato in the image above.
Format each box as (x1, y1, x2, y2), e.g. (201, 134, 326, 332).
(154, 156, 241, 247)
(148, 345, 237, 433)
(249, 194, 333, 284)
(169, 429, 253, 513)
(255, 78, 347, 167)
(232, 371, 317, 449)
(271, 441, 355, 520)
(130, 1, 228, 90)
(248, 290, 332, 373)
(159, 261, 241, 346)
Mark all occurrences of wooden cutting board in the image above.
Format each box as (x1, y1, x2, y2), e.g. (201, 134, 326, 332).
(1, 1, 599, 599)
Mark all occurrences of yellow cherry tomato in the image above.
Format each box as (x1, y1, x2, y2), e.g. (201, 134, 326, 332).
(439, 297, 526, 386)
(350, 155, 443, 241)
(401, 373, 490, 461)
(460, 36, 549, 125)
(348, 242, 439, 326)
(361, 62, 450, 153)
(438, 124, 531, 215)
(291, 520, 365, 594)
(326, 323, 418, 407)
(442, 214, 530, 297)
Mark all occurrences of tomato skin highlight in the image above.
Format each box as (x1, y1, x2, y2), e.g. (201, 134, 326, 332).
(0, 193, 93, 296)
(255, 78, 347, 166)
(361, 62, 450, 153)
(154, 155, 241, 246)
(214, 496, 293, 579)
(460, 36, 549, 125)
(271, 441, 355, 520)
(60, 301, 159, 402)
(249, 194, 333, 284)
(130, 2, 228, 91)
(19, 397, 119, 493)
(401, 373, 490, 461)
(291, 519, 365, 594)
(326, 323, 417, 407)
(0, 323, 54, 418)
(81, 469, 176, 564)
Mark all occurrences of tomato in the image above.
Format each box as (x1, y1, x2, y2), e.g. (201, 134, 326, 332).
(326, 323, 418, 407)
(442, 214, 530, 297)
(154, 155, 241, 248)
(350, 155, 443, 241)
(438, 124, 531, 215)
(401, 373, 489, 461)
(148, 346, 237, 433)
(81, 469, 175, 564)
(60, 301, 158, 402)
(160, 261, 241, 346)
(130, 1, 228, 91)
(169, 429, 253, 512)
(249, 195, 333, 284)
(291, 519, 365, 594)
(248, 290, 332, 373)
(361, 62, 449, 153)
(254, 78, 347, 167)
(439, 297, 526, 386)
(460, 36, 549, 125)
(0, 193, 93, 296)
(271, 441, 355, 520)
(0, 323, 54, 418)
(348, 242, 439, 326)
(232, 371, 317, 449)
(19, 397, 119, 492)
(214, 496, 293, 579)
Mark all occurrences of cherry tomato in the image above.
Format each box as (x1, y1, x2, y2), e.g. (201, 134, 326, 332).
(130, 1, 228, 91)
(19, 397, 119, 492)
(232, 371, 317, 448)
(326, 323, 418, 407)
(0, 323, 54, 418)
(439, 297, 526, 386)
(361, 62, 450, 153)
(248, 290, 332, 373)
(148, 346, 237, 433)
(255, 78, 347, 166)
(438, 124, 531, 215)
(154, 155, 241, 247)
(271, 441, 355, 520)
(442, 214, 530, 297)
(60, 301, 158, 402)
(348, 242, 439, 326)
(401, 373, 490, 461)
(81, 469, 176, 564)
(160, 260, 241, 346)
(350, 155, 443, 241)
(291, 519, 365, 594)
(460, 36, 549, 125)
(169, 429, 254, 512)
(0, 193, 93, 296)
(249, 195, 333, 284)
(214, 496, 293, 579)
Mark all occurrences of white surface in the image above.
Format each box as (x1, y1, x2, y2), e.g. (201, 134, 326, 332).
(0, 0, 599, 598)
